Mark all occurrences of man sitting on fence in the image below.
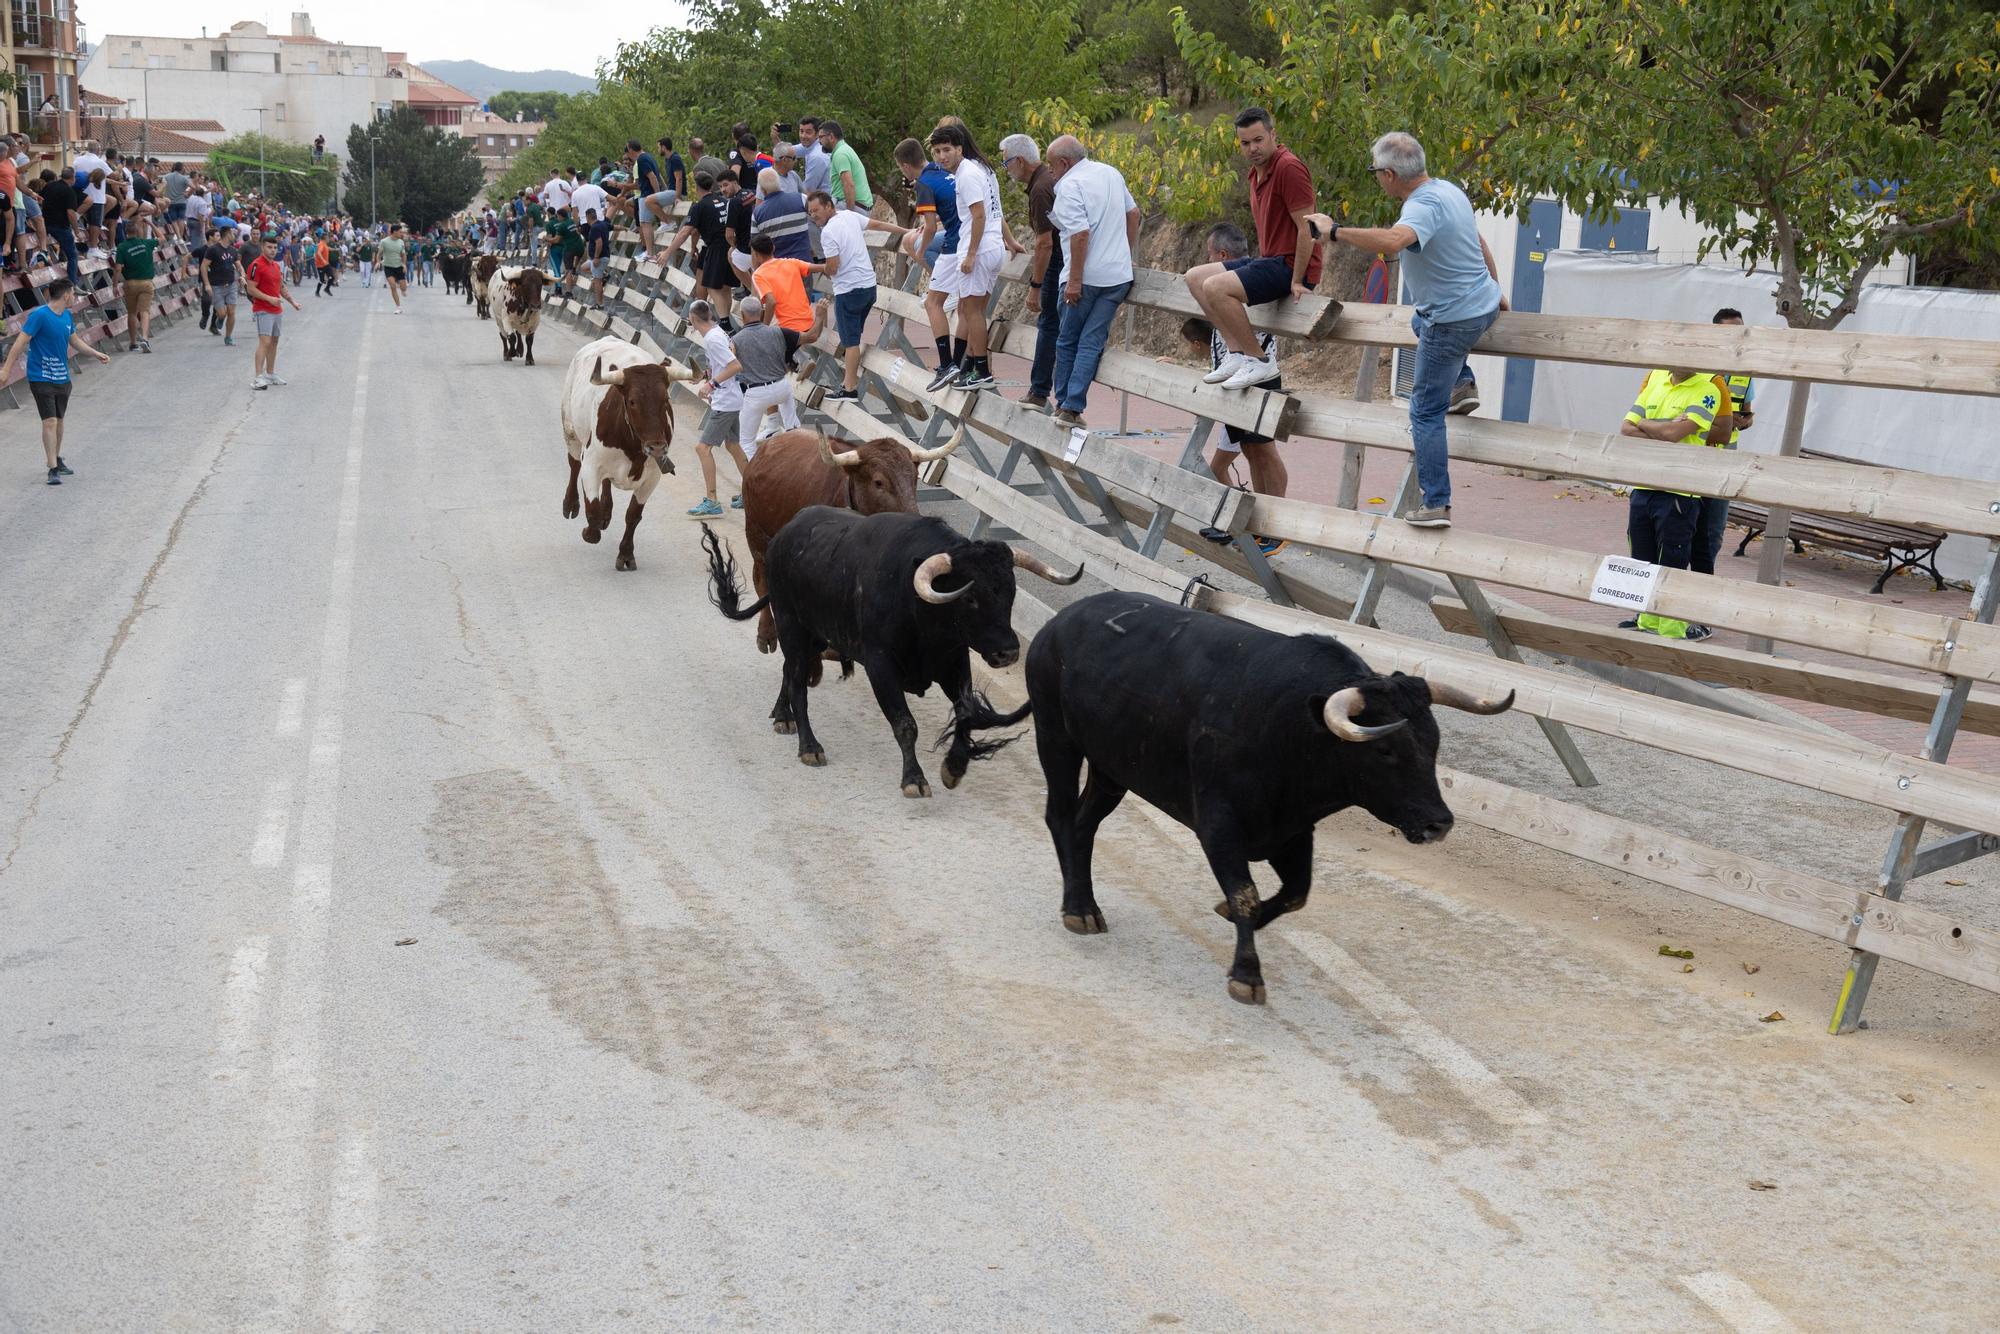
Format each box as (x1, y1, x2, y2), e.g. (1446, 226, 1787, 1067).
(1619, 367, 1723, 641)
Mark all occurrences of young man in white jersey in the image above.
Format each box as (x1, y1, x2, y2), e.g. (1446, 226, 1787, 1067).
(925, 125, 1005, 392)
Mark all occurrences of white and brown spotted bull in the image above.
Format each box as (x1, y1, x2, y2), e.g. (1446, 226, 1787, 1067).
(490, 265, 546, 364)
(561, 335, 698, 571)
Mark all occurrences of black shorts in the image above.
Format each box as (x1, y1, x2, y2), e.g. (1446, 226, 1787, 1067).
(30, 379, 71, 420)
(383, 265, 406, 281)
(698, 248, 730, 291)
(1225, 255, 1315, 307)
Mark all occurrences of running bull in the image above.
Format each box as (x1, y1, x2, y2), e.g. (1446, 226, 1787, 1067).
(561, 336, 698, 570)
(738, 425, 966, 654)
(1025, 591, 1514, 1004)
(704, 509, 1082, 797)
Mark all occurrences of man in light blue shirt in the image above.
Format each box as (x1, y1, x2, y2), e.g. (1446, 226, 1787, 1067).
(1316, 131, 1504, 528)
(797, 115, 833, 196)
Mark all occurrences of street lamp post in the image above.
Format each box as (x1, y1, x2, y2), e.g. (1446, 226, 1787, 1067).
(368, 131, 381, 227)
(244, 105, 267, 195)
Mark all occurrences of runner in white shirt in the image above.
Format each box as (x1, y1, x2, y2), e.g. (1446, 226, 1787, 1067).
(541, 172, 573, 212)
(929, 124, 1005, 391)
(687, 299, 753, 517)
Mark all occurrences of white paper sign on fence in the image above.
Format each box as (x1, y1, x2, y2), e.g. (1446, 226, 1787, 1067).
(1588, 555, 1663, 612)
(1064, 428, 1088, 464)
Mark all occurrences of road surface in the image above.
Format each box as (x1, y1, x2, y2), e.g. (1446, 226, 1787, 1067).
(5, 280, 1999, 1331)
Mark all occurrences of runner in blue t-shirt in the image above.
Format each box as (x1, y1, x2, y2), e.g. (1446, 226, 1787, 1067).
(0, 279, 110, 484)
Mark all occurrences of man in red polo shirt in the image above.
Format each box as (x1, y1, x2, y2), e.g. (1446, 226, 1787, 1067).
(1184, 106, 1319, 391)
(245, 231, 302, 390)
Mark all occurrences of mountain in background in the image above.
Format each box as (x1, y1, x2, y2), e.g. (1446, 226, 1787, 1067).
(419, 60, 597, 100)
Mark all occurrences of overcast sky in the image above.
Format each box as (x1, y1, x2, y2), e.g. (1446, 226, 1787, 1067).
(79, 1, 681, 83)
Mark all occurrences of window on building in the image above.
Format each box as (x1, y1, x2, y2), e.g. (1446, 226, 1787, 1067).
(307, 61, 318, 73)
(146, 55, 160, 68)
(129, 39, 143, 48)
(525, 137, 535, 147)
(275, 102, 286, 121)
(212, 52, 227, 71)
(485, 135, 495, 146)
(163, 57, 177, 69)
(509, 136, 519, 148)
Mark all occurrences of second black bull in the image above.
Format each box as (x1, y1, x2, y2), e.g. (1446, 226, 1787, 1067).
(704, 508, 1082, 798)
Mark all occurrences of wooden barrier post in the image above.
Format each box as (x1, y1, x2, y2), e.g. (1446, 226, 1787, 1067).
(1747, 379, 1813, 653)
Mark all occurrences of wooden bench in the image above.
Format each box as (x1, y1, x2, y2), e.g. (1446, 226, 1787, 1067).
(1726, 449, 1946, 593)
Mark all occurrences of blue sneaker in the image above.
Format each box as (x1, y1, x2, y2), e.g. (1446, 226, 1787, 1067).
(730, 494, 743, 509)
(686, 497, 724, 518)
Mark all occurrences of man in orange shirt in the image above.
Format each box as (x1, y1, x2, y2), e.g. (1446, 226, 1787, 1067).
(747, 234, 826, 343)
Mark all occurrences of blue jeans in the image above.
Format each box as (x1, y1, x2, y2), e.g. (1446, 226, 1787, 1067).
(1027, 244, 1064, 400)
(1627, 489, 1698, 569)
(48, 226, 78, 285)
(1409, 306, 1499, 509)
(1051, 280, 1130, 413)
(1691, 495, 1731, 575)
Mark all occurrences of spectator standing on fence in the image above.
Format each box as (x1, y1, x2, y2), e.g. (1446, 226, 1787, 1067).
(661, 138, 687, 198)
(748, 234, 823, 342)
(38, 169, 81, 285)
(661, 171, 737, 324)
(797, 119, 832, 199)
(246, 232, 302, 390)
(893, 137, 961, 383)
(1, 279, 108, 485)
(627, 138, 673, 256)
(112, 214, 160, 352)
(924, 124, 1004, 392)
(183, 180, 211, 248)
(807, 190, 877, 403)
(0, 140, 18, 273)
(820, 121, 872, 215)
(1619, 366, 1721, 641)
(197, 227, 242, 343)
(1312, 131, 1505, 529)
(723, 296, 804, 446)
(688, 298, 751, 517)
(1692, 307, 1754, 576)
(750, 168, 813, 262)
(161, 161, 190, 240)
(1044, 135, 1139, 424)
(770, 143, 804, 197)
(998, 134, 1062, 411)
(584, 207, 613, 310)
(1184, 107, 1319, 394)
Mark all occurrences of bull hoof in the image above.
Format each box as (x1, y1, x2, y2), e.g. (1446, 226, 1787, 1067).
(940, 764, 963, 791)
(757, 639, 776, 655)
(1213, 899, 1231, 920)
(580, 526, 601, 544)
(901, 780, 932, 799)
(772, 719, 797, 735)
(799, 749, 826, 767)
(615, 553, 636, 571)
(1062, 911, 1108, 935)
(1227, 978, 1268, 1006)
(562, 498, 579, 520)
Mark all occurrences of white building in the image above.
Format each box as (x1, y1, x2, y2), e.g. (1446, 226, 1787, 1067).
(78, 12, 408, 156)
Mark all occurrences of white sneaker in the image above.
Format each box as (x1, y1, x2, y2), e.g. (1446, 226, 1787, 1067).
(265, 374, 288, 386)
(253, 374, 270, 389)
(1222, 355, 1282, 391)
(1203, 351, 1247, 385)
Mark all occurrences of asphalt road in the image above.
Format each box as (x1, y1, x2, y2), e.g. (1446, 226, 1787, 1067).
(5, 279, 1999, 1332)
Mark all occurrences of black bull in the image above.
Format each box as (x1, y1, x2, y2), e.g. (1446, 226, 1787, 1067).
(703, 508, 1081, 798)
(1025, 591, 1515, 1004)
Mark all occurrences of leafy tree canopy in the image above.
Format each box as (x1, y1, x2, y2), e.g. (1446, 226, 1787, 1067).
(205, 132, 337, 214)
(340, 106, 484, 231)
(489, 90, 573, 126)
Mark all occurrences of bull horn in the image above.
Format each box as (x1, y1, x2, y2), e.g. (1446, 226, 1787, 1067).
(1011, 549, 1084, 586)
(1322, 686, 1409, 742)
(661, 357, 698, 382)
(1425, 681, 1517, 716)
(909, 421, 968, 465)
(912, 552, 969, 604)
(590, 357, 626, 388)
(816, 428, 864, 470)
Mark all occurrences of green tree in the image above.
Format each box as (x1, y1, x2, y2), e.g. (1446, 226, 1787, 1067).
(205, 132, 338, 214)
(489, 90, 573, 126)
(341, 107, 484, 230)
(493, 83, 671, 198)
(1577, 0, 2000, 329)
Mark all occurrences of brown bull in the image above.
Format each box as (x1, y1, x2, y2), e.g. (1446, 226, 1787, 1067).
(740, 425, 965, 653)
(471, 255, 500, 318)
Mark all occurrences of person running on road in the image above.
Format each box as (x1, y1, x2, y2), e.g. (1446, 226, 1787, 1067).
(112, 214, 161, 353)
(246, 232, 303, 390)
(313, 233, 335, 296)
(197, 228, 243, 344)
(687, 298, 752, 517)
(0, 280, 109, 484)
(356, 233, 375, 288)
(378, 224, 409, 313)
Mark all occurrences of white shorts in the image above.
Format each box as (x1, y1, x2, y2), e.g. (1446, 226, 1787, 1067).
(928, 249, 961, 298)
(959, 246, 1004, 298)
(729, 248, 751, 275)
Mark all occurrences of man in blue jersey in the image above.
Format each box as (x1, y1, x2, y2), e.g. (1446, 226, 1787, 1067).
(891, 137, 963, 385)
(0, 280, 110, 484)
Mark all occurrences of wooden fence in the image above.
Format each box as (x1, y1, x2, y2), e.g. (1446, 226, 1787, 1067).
(522, 207, 2000, 1035)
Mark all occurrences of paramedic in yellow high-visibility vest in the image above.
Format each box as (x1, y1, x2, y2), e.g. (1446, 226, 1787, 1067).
(1692, 306, 1754, 575)
(1619, 366, 1721, 641)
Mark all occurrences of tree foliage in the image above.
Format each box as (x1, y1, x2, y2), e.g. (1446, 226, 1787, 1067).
(205, 132, 338, 214)
(489, 90, 573, 126)
(493, 83, 671, 199)
(340, 106, 484, 231)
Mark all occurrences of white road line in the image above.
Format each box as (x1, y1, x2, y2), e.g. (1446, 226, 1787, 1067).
(1680, 1271, 1799, 1333)
(1282, 929, 1546, 1127)
(249, 778, 293, 868)
(213, 934, 270, 1084)
(252, 308, 372, 1326)
(324, 1128, 379, 1330)
(275, 676, 308, 737)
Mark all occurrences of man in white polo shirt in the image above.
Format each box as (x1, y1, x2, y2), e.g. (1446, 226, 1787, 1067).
(1045, 134, 1139, 426)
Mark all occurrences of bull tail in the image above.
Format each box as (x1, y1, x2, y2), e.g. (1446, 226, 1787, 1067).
(932, 692, 1033, 764)
(702, 523, 771, 622)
